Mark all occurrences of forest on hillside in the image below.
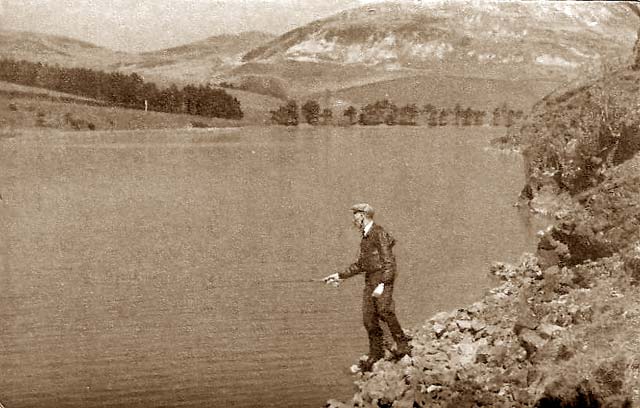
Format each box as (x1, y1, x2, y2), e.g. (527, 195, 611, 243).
(0, 58, 243, 119)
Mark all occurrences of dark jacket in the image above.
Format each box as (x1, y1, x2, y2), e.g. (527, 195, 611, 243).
(338, 223, 397, 285)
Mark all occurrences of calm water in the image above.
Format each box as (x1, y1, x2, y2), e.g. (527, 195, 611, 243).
(0, 126, 541, 408)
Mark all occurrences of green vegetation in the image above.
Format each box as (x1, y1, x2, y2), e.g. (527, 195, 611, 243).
(301, 100, 321, 125)
(519, 68, 640, 198)
(0, 92, 242, 131)
(269, 100, 299, 126)
(0, 58, 243, 119)
(270, 98, 521, 127)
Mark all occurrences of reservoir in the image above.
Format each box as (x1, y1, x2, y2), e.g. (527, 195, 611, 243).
(0, 126, 541, 407)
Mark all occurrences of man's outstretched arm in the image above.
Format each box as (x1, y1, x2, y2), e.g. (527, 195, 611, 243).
(323, 261, 362, 285)
(338, 261, 363, 280)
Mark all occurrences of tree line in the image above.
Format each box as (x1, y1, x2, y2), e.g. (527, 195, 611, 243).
(271, 99, 523, 127)
(0, 58, 243, 119)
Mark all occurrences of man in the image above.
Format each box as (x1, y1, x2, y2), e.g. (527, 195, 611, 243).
(324, 203, 411, 373)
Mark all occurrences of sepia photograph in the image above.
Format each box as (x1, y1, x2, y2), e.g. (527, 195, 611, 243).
(1, 0, 640, 407)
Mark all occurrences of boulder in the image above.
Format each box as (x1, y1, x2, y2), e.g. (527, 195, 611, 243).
(468, 301, 486, 315)
(470, 319, 487, 334)
(430, 311, 455, 324)
(514, 304, 540, 335)
(432, 322, 447, 338)
(453, 335, 479, 367)
(537, 323, 563, 339)
(456, 319, 473, 331)
(519, 328, 548, 359)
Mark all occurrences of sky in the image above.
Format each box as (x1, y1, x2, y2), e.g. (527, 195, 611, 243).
(0, 0, 398, 52)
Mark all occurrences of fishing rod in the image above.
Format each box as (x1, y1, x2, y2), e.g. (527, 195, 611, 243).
(207, 277, 340, 290)
(270, 278, 325, 284)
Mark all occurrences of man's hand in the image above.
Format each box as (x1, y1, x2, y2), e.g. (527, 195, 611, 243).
(323, 273, 341, 287)
(372, 283, 384, 297)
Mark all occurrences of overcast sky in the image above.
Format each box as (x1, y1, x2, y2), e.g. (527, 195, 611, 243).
(0, 0, 399, 52)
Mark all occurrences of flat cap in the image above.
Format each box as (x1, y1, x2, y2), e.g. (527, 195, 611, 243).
(350, 203, 375, 216)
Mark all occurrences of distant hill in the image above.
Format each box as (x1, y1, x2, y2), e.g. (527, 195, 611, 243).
(117, 32, 276, 85)
(234, 1, 637, 105)
(309, 74, 563, 111)
(0, 29, 276, 86)
(0, 29, 279, 111)
(0, 30, 133, 70)
(243, 1, 636, 81)
(142, 32, 275, 62)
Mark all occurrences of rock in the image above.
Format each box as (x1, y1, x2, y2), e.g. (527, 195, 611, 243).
(482, 324, 500, 337)
(490, 261, 518, 280)
(514, 305, 540, 335)
(471, 319, 487, 333)
(623, 247, 640, 284)
(519, 328, 548, 359)
(475, 338, 491, 364)
(433, 322, 447, 338)
(468, 301, 486, 315)
(426, 385, 442, 393)
(454, 341, 478, 367)
(456, 319, 472, 331)
(325, 399, 349, 408)
(431, 311, 454, 323)
(537, 323, 563, 339)
(444, 330, 463, 344)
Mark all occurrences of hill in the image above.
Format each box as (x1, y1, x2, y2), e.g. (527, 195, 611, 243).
(0, 29, 133, 70)
(227, 1, 637, 105)
(310, 74, 563, 111)
(117, 32, 276, 85)
(242, 1, 636, 81)
(0, 80, 105, 104)
(0, 81, 272, 131)
(0, 29, 279, 107)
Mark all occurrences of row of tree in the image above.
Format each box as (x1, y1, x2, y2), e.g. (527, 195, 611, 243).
(0, 58, 243, 119)
(271, 99, 523, 127)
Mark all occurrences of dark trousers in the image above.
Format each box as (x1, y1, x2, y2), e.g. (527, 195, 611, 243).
(362, 283, 409, 361)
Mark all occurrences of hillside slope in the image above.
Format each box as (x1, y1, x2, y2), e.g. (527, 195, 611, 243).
(230, 1, 637, 105)
(519, 67, 640, 202)
(0, 30, 275, 87)
(118, 32, 276, 85)
(243, 1, 636, 81)
(0, 30, 133, 70)
(0, 82, 272, 131)
(312, 74, 562, 111)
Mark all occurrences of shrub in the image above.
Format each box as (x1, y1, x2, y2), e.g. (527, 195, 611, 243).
(35, 111, 47, 127)
(191, 121, 210, 128)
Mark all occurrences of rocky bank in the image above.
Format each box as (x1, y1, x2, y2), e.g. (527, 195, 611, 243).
(326, 67, 640, 408)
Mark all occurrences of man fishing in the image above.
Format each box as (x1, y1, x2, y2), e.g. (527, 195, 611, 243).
(323, 203, 411, 373)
